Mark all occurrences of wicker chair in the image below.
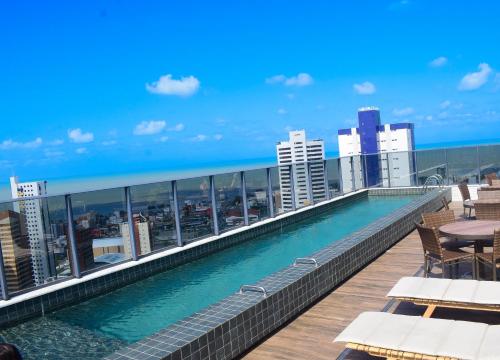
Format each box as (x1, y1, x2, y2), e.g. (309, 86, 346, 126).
(421, 210, 470, 249)
(485, 172, 498, 186)
(416, 222, 475, 278)
(441, 197, 449, 210)
(476, 229, 500, 281)
(475, 202, 500, 221)
(458, 181, 474, 218)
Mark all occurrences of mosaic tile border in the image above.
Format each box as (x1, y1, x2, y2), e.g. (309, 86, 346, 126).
(0, 190, 367, 327)
(105, 188, 450, 360)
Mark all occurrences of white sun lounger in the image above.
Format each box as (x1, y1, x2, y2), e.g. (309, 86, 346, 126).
(387, 277, 500, 317)
(334, 312, 500, 360)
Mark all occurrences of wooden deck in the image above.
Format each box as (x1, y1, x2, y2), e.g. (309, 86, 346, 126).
(242, 202, 500, 360)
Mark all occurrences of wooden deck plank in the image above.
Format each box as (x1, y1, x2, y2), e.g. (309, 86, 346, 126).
(243, 201, 492, 360)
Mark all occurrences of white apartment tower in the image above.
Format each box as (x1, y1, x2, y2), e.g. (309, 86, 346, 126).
(120, 214, 152, 257)
(276, 130, 326, 212)
(338, 108, 415, 190)
(10, 176, 50, 286)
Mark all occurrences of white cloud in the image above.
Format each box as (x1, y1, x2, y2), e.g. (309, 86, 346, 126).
(49, 139, 64, 146)
(159, 136, 169, 142)
(191, 134, 207, 142)
(68, 128, 94, 143)
(133, 120, 166, 135)
(440, 100, 451, 109)
(170, 123, 185, 131)
(458, 63, 492, 91)
(0, 137, 43, 150)
(265, 73, 313, 87)
(353, 81, 376, 95)
(284, 125, 293, 132)
(429, 56, 448, 68)
(44, 149, 64, 158)
(392, 107, 414, 116)
(75, 147, 87, 154)
(146, 74, 200, 96)
(214, 134, 223, 141)
(277, 108, 288, 115)
(102, 140, 117, 146)
(425, 115, 433, 121)
(438, 111, 449, 119)
(495, 73, 500, 90)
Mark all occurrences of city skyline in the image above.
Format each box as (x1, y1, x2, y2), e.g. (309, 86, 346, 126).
(1, 1, 500, 183)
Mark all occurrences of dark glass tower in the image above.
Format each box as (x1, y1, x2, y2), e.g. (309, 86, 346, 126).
(358, 108, 381, 187)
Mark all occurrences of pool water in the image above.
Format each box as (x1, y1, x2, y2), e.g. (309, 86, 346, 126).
(0, 195, 415, 359)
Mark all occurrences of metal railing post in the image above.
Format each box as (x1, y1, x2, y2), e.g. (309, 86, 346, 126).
(266, 168, 275, 218)
(0, 241, 9, 300)
(363, 155, 369, 188)
(337, 158, 344, 195)
(241, 171, 249, 226)
(444, 149, 450, 185)
(350, 157, 356, 191)
(290, 164, 296, 211)
(476, 145, 481, 184)
(323, 160, 330, 200)
(414, 151, 419, 186)
(124, 187, 139, 261)
(209, 176, 219, 235)
(65, 194, 81, 278)
(171, 181, 183, 247)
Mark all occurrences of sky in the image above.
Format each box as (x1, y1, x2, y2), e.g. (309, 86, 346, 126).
(1, 0, 500, 183)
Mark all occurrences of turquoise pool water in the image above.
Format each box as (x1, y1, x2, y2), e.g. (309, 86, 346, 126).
(0, 195, 415, 359)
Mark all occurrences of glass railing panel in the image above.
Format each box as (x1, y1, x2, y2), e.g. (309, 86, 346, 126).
(292, 162, 311, 208)
(129, 181, 176, 255)
(478, 144, 500, 184)
(176, 176, 213, 243)
(362, 153, 383, 188)
(308, 160, 327, 204)
(213, 172, 244, 233)
(446, 146, 479, 184)
(386, 151, 416, 187)
(0, 195, 71, 294)
(325, 158, 341, 197)
(352, 155, 364, 190)
(415, 149, 447, 185)
(71, 188, 129, 273)
(244, 169, 269, 223)
(270, 166, 289, 215)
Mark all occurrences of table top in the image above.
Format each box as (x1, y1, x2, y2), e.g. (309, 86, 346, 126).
(473, 199, 500, 204)
(439, 220, 500, 240)
(479, 186, 500, 191)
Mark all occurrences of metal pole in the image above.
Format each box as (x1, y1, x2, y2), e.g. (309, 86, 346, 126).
(241, 172, 249, 226)
(350, 157, 356, 191)
(65, 194, 81, 278)
(0, 240, 9, 300)
(363, 155, 369, 188)
(171, 181, 183, 247)
(476, 145, 481, 184)
(124, 187, 139, 261)
(414, 150, 419, 186)
(444, 148, 450, 185)
(386, 153, 391, 188)
(337, 158, 344, 195)
(209, 176, 219, 235)
(323, 160, 330, 200)
(290, 164, 296, 211)
(266, 168, 275, 218)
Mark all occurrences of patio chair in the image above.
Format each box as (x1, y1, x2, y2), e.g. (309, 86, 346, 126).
(421, 210, 470, 249)
(476, 229, 500, 281)
(441, 197, 449, 210)
(334, 312, 500, 360)
(416, 223, 474, 278)
(458, 181, 474, 218)
(387, 276, 500, 318)
(485, 172, 497, 186)
(475, 202, 500, 221)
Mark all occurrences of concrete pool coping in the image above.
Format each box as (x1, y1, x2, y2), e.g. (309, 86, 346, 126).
(104, 187, 449, 360)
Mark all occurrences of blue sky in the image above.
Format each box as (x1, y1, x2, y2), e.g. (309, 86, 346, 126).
(1, 0, 500, 182)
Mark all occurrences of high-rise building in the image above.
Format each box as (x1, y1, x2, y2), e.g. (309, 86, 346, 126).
(9, 176, 52, 286)
(338, 107, 415, 191)
(120, 214, 151, 257)
(0, 210, 34, 292)
(276, 130, 325, 212)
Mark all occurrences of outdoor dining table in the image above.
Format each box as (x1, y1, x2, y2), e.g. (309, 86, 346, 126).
(439, 220, 500, 252)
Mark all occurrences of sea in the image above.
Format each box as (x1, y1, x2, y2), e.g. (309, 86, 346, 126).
(1, 138, 499, 202)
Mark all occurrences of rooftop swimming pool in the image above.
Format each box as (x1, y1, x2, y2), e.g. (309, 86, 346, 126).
(0, 194, 417, 359)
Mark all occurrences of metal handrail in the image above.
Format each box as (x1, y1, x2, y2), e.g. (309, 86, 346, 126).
(422, 174, 444, 193)
(293, 257, 318, 267)
(239, 285, 268, 297)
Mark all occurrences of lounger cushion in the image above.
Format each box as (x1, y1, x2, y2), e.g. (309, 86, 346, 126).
(333, 312, 389, 344)
(473, 281, 500, 304)
(442, 279, 478, 303)
(397, 317, 453, 355)
(477, 326, 500, 359)
(387, 277, 452, 300)
(435, 320, 487, 359)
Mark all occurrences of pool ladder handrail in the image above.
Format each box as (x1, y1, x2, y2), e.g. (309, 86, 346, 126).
(293, 257, 318, 268)
(422, 174, 444, 194)
(239, 285, 268, 297)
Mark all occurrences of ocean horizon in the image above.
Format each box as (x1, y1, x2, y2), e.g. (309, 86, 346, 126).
(1, 137, 500, 202)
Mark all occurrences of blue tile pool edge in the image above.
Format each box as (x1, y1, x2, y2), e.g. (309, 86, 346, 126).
(105, 187, 450, 360)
